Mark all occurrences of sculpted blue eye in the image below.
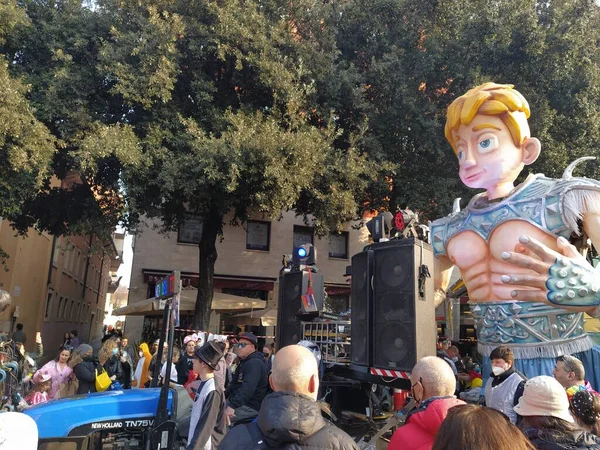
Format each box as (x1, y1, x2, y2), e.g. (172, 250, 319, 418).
(458, 151, 464, 160)
(477, 136, 498, 153)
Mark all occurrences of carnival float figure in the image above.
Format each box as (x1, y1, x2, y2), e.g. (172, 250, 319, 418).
(431, 82, 600, 386)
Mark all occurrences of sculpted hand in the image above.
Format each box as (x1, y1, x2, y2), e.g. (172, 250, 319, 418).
(500, 235, 600, 307)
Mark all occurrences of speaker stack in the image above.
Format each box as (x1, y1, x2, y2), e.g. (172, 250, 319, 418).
(351, 238, 436, 371)
(276, 270, 324, 348)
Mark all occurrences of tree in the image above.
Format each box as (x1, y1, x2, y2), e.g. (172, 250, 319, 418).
(94, 0, 384, 329)
(0, 1, 56, 231)
(1, 0, 143, 250)
(321, 0, 600, 219)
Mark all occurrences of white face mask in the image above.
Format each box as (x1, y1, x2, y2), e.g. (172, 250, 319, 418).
(452, 356, 459, 362)
(492, 366, 506, 376)
(139, 351, 144, 358)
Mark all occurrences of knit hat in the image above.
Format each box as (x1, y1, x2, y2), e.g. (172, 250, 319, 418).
(514, 376, 574, 422)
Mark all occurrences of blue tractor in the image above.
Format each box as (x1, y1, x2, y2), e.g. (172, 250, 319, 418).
(24, 386, 192, 450)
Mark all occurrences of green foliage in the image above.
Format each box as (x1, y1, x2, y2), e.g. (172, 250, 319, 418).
(3, 0, 600, 329)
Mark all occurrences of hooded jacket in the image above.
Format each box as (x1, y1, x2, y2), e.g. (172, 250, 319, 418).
(218, 391, 359, 450)
(524, 428, 600, 450)
(225, 350, 268, 412)
(134, 343, 152, 388)
(74, 355, 100, 394)
(388, 397, 465, 450)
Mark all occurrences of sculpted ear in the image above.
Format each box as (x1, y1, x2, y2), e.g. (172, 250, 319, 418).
(522, 137, 541, 165)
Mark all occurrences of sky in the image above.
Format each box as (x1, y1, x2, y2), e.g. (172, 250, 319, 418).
(116, 233, 134, 287)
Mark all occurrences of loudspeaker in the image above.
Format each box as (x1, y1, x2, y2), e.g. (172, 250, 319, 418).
(371, 239, 436, 371)
(276, 270, 324, 348)
(350, 238, 436, 371)
(350, 250, 373, 365)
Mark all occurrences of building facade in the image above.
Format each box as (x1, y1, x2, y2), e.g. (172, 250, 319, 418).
(0, 222, 124, 354)
(124, 210, 370, 341)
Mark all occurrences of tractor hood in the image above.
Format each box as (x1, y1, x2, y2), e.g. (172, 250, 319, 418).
(24, 388, 176, 439)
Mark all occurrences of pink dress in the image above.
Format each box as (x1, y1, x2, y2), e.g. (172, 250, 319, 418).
(28, 391, 48, 405)
(40, 360, 73, 399)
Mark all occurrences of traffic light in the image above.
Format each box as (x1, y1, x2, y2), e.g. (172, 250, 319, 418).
(292, 243, 317, 266)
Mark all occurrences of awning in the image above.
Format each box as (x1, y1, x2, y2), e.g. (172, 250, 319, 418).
(113, 289, 266, 316)
(228, 307, 278, 326)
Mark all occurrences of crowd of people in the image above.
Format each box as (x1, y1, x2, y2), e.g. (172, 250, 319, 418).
(388, 344, 600, 450)
(12, 320, 600, 450)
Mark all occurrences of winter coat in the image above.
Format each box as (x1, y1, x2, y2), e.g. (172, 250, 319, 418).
(225, 350, 268, 412)
(74, 356, 100, 394)
(524, 428, 600, 450)
(218, 391, 359, 450)
(388, 397, 466, 450)
(104, 355, 125, 385)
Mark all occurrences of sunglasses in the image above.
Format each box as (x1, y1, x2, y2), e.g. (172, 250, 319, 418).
(557, 355, 575, 373)
(61, 345, 74, 352)
(236, 343, 249, 348)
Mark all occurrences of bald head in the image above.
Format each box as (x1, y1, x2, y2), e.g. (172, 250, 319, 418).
(412, 356, 456, 398)
(270, 345, 319, 399)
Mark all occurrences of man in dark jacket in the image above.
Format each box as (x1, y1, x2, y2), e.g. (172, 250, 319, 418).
(225, 332, 268, 425)
(219, 344, 358, 450)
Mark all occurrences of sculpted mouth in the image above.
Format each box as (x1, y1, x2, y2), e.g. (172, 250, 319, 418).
(464, 171, 484, 182)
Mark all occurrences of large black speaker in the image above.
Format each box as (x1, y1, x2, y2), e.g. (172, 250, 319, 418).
(351, 238, 436, 371)
(276, 270, 324, 348)
(350, 250, 373, 365)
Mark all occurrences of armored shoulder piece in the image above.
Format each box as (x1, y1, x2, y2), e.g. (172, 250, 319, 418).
(431, 157, 600, 257)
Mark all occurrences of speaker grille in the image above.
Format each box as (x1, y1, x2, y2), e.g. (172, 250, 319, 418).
(351, 251, 372, 365)
(277, 272, 304, 347)
(374, 322, 415, 368)
(374, 247, 413, 291)
(372, 243, 417, 371)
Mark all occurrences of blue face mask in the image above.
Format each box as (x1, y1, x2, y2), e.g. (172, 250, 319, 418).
(112, 348, 119, 355)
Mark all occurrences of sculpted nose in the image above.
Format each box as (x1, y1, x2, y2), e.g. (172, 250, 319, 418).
(461, 146, 476, 168)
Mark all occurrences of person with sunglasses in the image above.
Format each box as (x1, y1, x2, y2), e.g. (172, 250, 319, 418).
(38, 343, 73, 399)
(224, 332, 268, 425)
(553, 355, 597, 400)
(388, 356, 465, 450)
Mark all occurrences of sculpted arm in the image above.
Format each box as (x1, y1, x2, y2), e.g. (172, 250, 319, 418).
(434, 255, 454, 308)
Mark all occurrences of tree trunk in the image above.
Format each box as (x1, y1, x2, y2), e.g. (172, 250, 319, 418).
(194, 209, 221, 331)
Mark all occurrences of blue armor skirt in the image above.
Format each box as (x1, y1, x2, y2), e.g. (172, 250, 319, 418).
(472, 301, 600, 389)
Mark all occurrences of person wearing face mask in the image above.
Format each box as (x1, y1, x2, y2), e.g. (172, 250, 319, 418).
(133, 343, 152, 388)
(388, 356, 465, 450)
(483, 345, 526, 424)
(99, 338, 125, 389)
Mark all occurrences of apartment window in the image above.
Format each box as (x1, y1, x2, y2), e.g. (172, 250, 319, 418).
(57, 297, 64, 320)
(64, 299, 71, 320)
(44, 292, 53, 320)
(70, 300, 75, 320)
(76, 250, 82, 278)
(74, 303, 80, 322)
(329, 231, 349, 259)
(52, 237, 60, 266)
(293, 225, 314, 249)
(246, 221, 271, 251)
(177, 214, 203, 244)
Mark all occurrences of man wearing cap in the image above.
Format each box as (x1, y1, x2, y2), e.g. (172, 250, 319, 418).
(188, 341, 227, 450)
(225, 332, 268, 424)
